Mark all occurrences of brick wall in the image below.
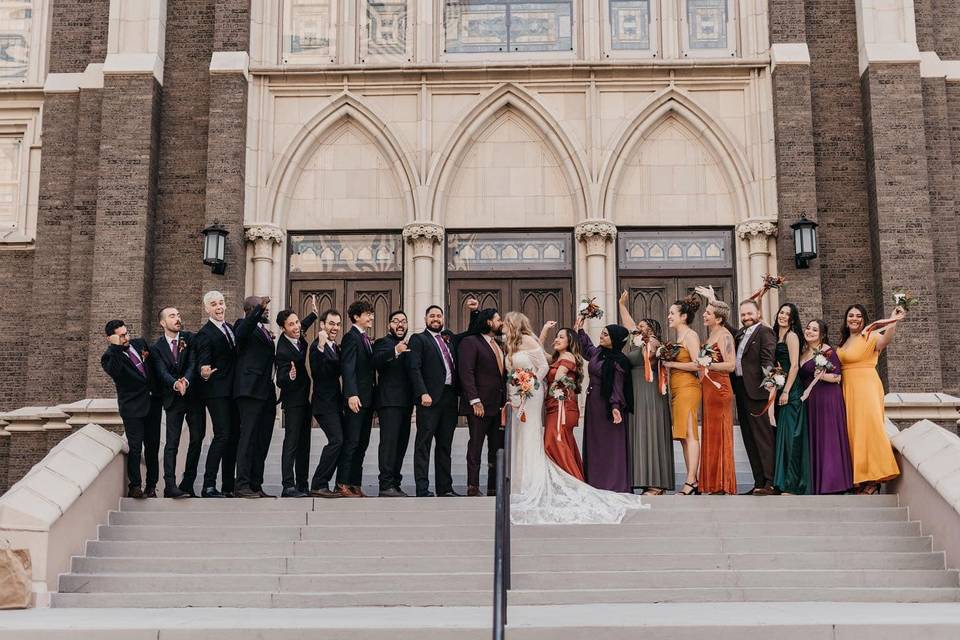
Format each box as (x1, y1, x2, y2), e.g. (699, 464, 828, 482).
(47, 0, 110, 74)
(0, 250, 34, 411)
(214, 0, 252, 51)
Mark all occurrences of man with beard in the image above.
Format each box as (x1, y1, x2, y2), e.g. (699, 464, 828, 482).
(340, 300, 377, 497)
(457, 308, 507, 497)
(406, 299, 478, 497)
(274, 295, 318, 497)
(232, 295, 277, 499)
(152, 307, 205, 498)
(196, 290, 239, 498)
(372, 310, 414, 497)
(731, 298, 777, 495)
(309, 309, 345, 498)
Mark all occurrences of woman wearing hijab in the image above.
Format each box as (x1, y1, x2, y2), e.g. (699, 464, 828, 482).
(574, 315, 634, 493)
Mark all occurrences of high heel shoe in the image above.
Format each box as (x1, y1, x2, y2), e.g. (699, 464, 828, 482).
(679, 481, 700, 496)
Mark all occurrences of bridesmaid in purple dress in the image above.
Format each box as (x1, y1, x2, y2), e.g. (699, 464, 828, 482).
(575, 317, 633, 493)
(800, 319, 853, 495)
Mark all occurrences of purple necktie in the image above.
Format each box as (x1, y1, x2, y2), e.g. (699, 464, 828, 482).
(435, 333, 455, 373)
(362, 331, 372, 353)
(128, 348, 146, 376)
(259, 325, 272, 342)
(170, 339, 178, 364)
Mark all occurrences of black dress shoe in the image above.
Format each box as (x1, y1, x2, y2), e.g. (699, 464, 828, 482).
(144, 487, 158, 499)
(128, 487, 145, 499)
(235, 488, 260, 499)
(309, 487, 343, 498)
(178, 484, 197, 498)
(379, 487, 407, 498)
(164, 486, 189, 499)
(416, 490, 436, 497)
(222, 491, 236, 498)
(281, 488, 307, 498)
(258, 490, 275, 498)
(201, 487, 225, 498)
(439, 490, 462, 497)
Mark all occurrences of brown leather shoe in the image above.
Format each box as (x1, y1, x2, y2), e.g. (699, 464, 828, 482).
(351, 485, 367, 498)
(337, 483, 359, 497)
(310, 487, 343, 498)
(467, 485, 482, 497)
(752, 486, 775, 496)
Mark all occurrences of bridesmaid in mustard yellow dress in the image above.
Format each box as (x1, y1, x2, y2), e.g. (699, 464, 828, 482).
(662, 295, 702, 496)
(837, 303, 905, 494)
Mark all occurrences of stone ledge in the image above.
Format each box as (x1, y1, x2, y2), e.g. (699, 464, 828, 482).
(890, 420, 960, 514)
(885, 393, 960, 432)
(771, 43, 811, 72)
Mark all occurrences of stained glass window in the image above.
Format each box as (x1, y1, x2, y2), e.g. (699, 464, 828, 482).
(0, 136, 21, 229)
(684, 0, 730, 51)
(618, 230, 732, 270)
(283, 0, 336, 62)
(609, 0, 650, 51)
(444, 0, 573, 54)
(289, 234, 402, 273)
(0, 2, 31, 81)
(365, 2, 408, 57)
(447, 233, 572, 271)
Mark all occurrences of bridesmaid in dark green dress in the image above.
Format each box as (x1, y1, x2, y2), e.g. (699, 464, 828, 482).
(772, 303, 810, 494)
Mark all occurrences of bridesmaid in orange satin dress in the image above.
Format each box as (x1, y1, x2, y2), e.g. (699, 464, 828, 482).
(538, 323, 585, 480)
(698, 301, 738, 495)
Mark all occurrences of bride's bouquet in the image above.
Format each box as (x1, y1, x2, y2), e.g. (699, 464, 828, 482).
(509, 367, 541, 423)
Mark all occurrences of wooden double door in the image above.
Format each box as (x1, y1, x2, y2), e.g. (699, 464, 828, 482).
(448, 277, 575, 337)
(618, 276, 735, 339)
(289, 277, 402, 344)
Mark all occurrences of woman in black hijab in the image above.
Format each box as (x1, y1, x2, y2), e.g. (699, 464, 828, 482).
(575, 317, 635, 493)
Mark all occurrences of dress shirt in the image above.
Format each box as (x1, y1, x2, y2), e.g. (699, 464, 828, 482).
(735, 323, 759, 377)
(429, 329, 454, 385)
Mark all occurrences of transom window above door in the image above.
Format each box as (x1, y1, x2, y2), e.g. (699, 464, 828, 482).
(289, 233, 403, 273)
(443, 0, 574, 54)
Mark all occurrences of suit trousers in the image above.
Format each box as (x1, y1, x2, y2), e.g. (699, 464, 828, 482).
(311, 410, 343, 490)
(235, 397, 277, 492)
(341, 406, 374, 487)
(414, 385, 459, 495)
(377, 406, 413, 490)
(732, 375, 775, 488)
(466, 412, 503, 491)
(121, 399, 162, 490)
(281, 405, 312, 491)
(162, 402, 206, 490)
(203, 397, 240, 492)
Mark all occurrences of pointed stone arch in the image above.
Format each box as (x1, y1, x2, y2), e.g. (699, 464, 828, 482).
(264, 92, 419, 228)
(599, 87, 755, 224)
(428, 83, 589, 225)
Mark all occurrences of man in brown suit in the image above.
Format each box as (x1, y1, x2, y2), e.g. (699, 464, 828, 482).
(731, 299, 777, 495)
(458, 308, 507, 497)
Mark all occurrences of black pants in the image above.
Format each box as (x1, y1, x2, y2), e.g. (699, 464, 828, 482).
(281, 404, 312, 491)
(235, 397, 277, 492)
(732, 376, 775, 488)
(414, 386, 458, 495)
(466, 412, 503, 491)
(311, 410, 343, 490)
(203, 396, 240, 492)
(122, 397, 162, 490)
(162, 402, 206, 490)
(342, 406, 374, 487)
(377, 406, 413, 490)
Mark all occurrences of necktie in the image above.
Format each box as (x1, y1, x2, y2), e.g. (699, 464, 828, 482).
(222, 323, 235, 348)
(170, 338, 178, 364)
(488, 336, 504, 375)
(259, 324, 272, 342)
(128, 348, 146, 377)
(435, 333, 455, 374)
(361, 331, 372, 353)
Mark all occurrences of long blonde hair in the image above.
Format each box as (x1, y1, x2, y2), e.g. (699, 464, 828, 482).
(503, 311, 535, 363)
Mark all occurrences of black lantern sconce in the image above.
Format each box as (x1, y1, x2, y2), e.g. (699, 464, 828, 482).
(791, 217, 818, 269)
(201, 222, 229, 275)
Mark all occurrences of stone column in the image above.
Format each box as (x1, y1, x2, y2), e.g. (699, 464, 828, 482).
(856, 0, 943, 391)
(244, 223, 284, 298)
(737, 221, 778, 321)
(575, 220, 617, 332)
(85, 0, 166, 397)
(403, 223, 444, 328)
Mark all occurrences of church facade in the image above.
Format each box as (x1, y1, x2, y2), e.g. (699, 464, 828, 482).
(0, 0, 958, 413)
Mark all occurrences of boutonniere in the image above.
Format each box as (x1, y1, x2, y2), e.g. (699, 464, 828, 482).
(140, 349, 149, 361)
(441, 333, 451, 344)
(178, 339, 187, 353)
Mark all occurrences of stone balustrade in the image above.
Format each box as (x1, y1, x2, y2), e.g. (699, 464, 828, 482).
(885, 392, 960, 433)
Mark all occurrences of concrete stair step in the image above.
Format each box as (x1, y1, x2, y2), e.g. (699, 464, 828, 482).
(71, 551, 947, 575)
(118, 496, 497, 511)
(83, 534, 935, 558)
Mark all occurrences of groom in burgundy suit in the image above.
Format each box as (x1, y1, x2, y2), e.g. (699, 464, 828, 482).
(458, 308, 507, 496)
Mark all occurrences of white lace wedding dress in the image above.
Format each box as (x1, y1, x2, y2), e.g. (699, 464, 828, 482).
(508, 346, 650, 525)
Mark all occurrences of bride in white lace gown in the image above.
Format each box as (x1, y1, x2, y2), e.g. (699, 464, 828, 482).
(503, 312, 650, 525)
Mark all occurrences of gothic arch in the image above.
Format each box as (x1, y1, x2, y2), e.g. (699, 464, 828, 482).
(599, 87, 755, 223)
(264, 92, 420, 227)
(428, 83, 589, 224)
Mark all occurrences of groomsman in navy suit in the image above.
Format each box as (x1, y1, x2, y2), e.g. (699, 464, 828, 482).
(196, 290, 240, 498)
(101, 319, 162, 499)
(152, 307, 205, 498)
(232, 295, 277, 499)
(340, 300, 377, 497)
(275, 296, 318, 497)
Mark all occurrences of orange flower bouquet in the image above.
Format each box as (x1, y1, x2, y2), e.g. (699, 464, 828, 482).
(509, 367, 541, 423)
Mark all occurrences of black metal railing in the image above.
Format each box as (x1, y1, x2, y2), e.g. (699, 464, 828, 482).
(493, 420, 512, 640)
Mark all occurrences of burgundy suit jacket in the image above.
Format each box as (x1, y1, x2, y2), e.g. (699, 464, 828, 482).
(457, 334, 507, 416)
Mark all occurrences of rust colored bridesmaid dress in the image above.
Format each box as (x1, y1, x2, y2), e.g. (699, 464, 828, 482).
(699, 343, 737, 494)
(543, 359, 584, 481)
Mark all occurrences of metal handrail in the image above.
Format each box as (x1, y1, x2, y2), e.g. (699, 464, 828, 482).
(493, 419, 512, 640)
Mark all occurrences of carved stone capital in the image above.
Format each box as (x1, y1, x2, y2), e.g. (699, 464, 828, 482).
(575, 220, 617, 257)
(403, 222, 444, 258)
(244, 223, 284, 245)
(735, 220, 778, 240)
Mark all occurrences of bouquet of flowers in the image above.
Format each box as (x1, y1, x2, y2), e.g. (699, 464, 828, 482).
(753, 362, 786, 426)
(656, 341, 684, 396)
(578, 297, 604, 320)
(748, 274, 787, 303)
(800, 346, 835, 402)
(509, 367, 541, 423)
(548, 375, 578, 441)
(893, 291, 920, 311)
(697, 343, 722, 389)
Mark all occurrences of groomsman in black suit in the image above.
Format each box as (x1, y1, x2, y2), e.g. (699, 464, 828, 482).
(406, 299, 478, 497)
(732, 298, 778, 495)
(458, 308, 507, 497)
(101, 319, 162, 499)
(232, 295, 277, 499)
(309, 309, 345, 498)
(372, 310, 414, 497)
(275, 296, 318, 498)
(340, 300, 377, 497)
(152, 307, 205, 498)
(196, 290, 239, 498)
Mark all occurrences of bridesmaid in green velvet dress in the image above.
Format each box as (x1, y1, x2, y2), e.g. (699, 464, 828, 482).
(772, 303, 810, 495)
